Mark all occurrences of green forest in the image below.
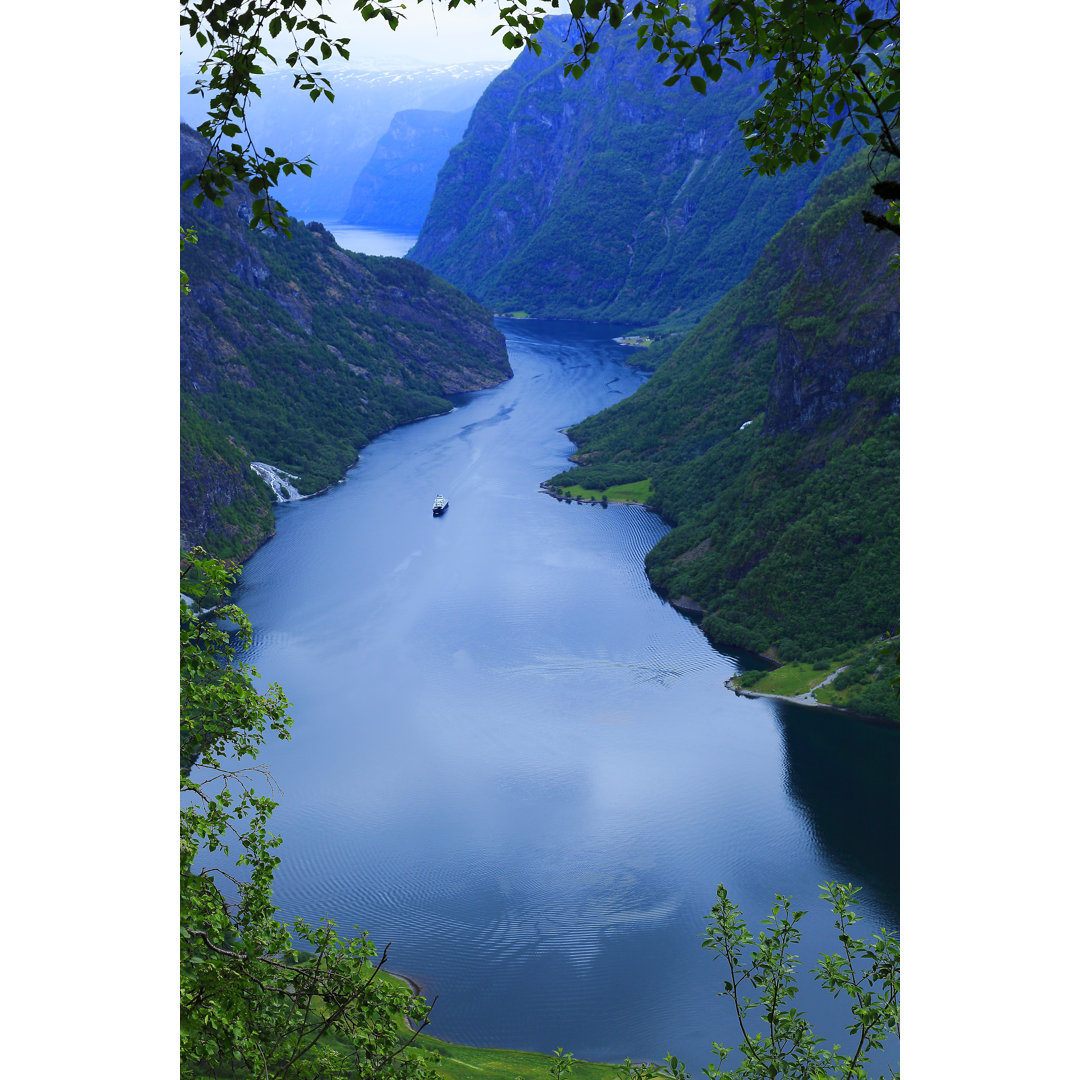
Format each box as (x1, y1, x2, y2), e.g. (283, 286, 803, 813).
(411, 14, 860, 332)
(178, 3, 901, 1079)
(547, 160, 899, 718)
(180, 123, 511, 557)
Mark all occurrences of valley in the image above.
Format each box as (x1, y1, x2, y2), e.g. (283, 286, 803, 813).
(179, 4, 900, 1077)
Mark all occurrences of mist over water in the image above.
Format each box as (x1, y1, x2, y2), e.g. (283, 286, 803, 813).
(234, 320, 899, 1070)
(328, 225, 419, 258)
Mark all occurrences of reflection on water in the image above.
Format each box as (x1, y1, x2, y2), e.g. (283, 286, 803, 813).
(773, 701, 900, 929)
(232, 320, 899, 1071)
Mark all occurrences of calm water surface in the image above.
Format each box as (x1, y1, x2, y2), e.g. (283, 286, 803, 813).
(234, 319, 899, 1071)
(327, 225, 418, 258)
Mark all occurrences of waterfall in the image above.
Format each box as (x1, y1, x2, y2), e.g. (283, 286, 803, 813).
(250, 462, 305, 502)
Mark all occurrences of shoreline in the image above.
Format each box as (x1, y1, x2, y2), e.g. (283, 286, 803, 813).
(725, 676, 899, 727)
(538, 486, 897, 726)
(389, 969, 424, 997)
(537, 482, 658, 512)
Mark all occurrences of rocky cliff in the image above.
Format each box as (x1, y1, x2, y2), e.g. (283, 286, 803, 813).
(180, 62, 506, 221)
(410, 13, 855, 329)
(180, 124, 511, 558)
(548, 161, 899, 666)
(343, 108, 473, 230)
(765, 193, 900, 436)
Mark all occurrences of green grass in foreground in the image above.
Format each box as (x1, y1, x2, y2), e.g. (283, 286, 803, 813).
(556, 479, 655, 504)
(371, 972, 619, 1080)
(416, 1034, 620, 1080)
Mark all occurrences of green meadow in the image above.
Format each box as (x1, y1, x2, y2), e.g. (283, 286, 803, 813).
(554, 479, 655, 504)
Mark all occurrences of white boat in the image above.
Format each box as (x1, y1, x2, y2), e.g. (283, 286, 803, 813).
(432, 494, 449, 516)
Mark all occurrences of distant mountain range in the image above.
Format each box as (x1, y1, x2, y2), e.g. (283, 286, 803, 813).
(179, 62, 506, 223)
(409, 16, 856, 330)
(179, 21, 900, 717)
(342, 108, 473, 230)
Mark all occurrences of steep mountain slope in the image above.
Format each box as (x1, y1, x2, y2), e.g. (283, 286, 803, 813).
(179, 62, 507, 222)
(180, 125, 511, 559)
(548, 161, 899, 705)
(342, 108, 473, 230)
(410, 14, 855, 329)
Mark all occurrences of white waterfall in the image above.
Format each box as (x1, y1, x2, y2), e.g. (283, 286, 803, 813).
(250, 462, 305, 502)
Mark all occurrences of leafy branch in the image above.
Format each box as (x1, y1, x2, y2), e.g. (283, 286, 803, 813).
(180, 2, 900, 236)
(180, 549, 441, 1080)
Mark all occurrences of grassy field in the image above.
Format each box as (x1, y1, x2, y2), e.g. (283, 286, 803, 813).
(557, 480, 655, 504)
(416, 1034, 622, 1080)
(372, 972, 621, 1080)
(740, 662, 826, 696)
(731, 637, 898, 723)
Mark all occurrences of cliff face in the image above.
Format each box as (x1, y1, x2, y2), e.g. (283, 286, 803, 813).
(342, 108, 473, 230)
(549, 161, 899, 661)
(180, 124, 511, 558)
(410, 13, 855, 329)
(180, 62, 506, 221)
(765, 195, 900, 435)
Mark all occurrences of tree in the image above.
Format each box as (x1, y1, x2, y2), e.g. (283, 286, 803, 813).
(180, 552, 899, 1078)
(493, 1, 899, 219)
(180, 1, 899, 235)
(181, 550, 440, 1079)
(612, 884, 899, 1080)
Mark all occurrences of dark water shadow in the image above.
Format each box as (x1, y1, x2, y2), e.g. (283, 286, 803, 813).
(771, 700, 900, 930)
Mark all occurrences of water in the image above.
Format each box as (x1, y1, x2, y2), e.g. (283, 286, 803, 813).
(327, 224, 419, 257)
(233, 319, 899, 1071)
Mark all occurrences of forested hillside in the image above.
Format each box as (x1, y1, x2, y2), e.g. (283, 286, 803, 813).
(547, 161, 899, 715)
(410, 9, 854, 330)
(180, 125, 511, 559)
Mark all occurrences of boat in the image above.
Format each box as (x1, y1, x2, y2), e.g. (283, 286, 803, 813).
(432, 494, 449, 516)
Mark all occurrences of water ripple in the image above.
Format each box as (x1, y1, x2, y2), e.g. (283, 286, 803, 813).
(233, 322, 900, 1072)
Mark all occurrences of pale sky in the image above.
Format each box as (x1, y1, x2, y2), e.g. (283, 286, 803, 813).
(329, 1, 522, 65)
(180, 1, 522, 71)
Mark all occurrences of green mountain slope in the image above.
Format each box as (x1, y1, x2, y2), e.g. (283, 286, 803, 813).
(548, 162, 899, 708)
(410, 12, 856, 330)
(180, 124, 511, 559)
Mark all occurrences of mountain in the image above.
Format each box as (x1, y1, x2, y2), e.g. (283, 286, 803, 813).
(409, 13, 856, 330)
(546, 159, 899, 715)
(342, 108, 473, 230)
(180, 124, 511, 559)
(179, 62, 507, 222)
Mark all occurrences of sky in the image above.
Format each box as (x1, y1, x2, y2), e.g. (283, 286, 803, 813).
(179, 1, 522, 71)
(314, 1, 522, 66)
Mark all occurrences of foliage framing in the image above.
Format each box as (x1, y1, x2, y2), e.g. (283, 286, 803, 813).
(180, 1, 899, 234)
(610, 884, 899, 1080)
(180, 550, 440, 1079)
